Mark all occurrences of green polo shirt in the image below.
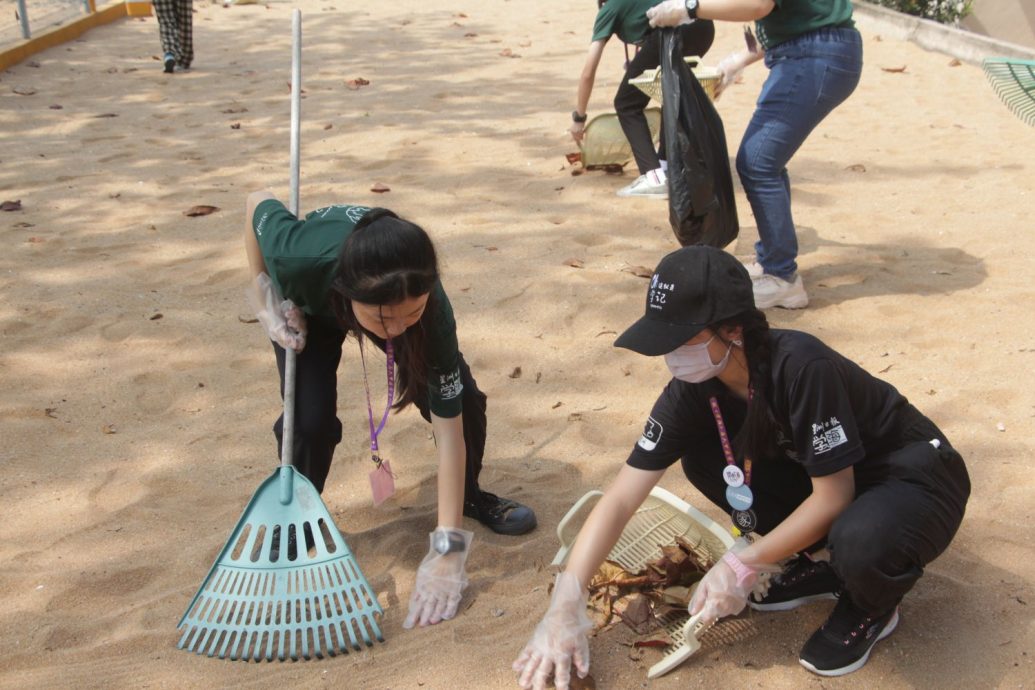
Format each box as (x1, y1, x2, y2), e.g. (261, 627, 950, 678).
(755, 0, 854, 50)
(591, 0, 660, 45)
(252, 199, 464, 418)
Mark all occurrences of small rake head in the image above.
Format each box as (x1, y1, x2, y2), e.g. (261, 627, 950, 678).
(983, 57, 1035, 127)
(177, 467, 384, 661)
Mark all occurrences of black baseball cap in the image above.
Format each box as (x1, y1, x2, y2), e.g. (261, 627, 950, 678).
(614, 246, 755, 356)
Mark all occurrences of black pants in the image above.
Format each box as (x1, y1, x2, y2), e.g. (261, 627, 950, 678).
(681, 410, 970, 614)
(272, 316, 485, 503)
(616, 21, 715, 175)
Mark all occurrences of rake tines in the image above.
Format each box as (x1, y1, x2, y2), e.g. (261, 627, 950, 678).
(177, 468, 385, 662)
(983, 57, 1035, 127)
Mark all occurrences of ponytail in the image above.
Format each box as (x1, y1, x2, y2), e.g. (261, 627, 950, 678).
(714, 308, 777, 463)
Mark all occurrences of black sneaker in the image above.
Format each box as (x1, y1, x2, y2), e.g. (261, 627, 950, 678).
(463, 491, 537, 536)
(799, 594, 899, 677)
(749, 554, 840, 611)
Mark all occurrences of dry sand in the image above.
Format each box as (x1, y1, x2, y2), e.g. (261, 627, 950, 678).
(1, 1, 1033, 688)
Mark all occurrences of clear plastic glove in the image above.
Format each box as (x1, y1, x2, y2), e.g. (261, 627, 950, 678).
(246, 272, 307, 352)
(713, 51, 752, 101)
(403, 527, 473, 628)
(646, 0, 693, 28)
(689, 540, 772, 624)
(513, 572, 593, 690)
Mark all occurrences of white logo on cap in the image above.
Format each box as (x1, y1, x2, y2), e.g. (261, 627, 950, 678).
(647, 277, 676, 311)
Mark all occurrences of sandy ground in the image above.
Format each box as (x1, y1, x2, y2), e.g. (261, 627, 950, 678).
(1, 1, 1034, 688)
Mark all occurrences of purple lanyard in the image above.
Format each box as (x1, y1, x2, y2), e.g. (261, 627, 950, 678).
(708, 395, 753, 487)
(360, 338, 395, 465)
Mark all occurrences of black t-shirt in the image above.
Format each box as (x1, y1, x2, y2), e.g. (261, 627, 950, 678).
(627, 330, 920, 477)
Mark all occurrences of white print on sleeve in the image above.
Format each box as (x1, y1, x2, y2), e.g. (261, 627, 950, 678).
(637, 416, 664, 451)
(254, 210, 272, 236)
(811, 416, 848, 455)
(438, 370, 463, 400)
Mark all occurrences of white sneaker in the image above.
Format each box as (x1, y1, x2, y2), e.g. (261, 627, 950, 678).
(616, 169, 667, 199)
(752, 272, 809, 309)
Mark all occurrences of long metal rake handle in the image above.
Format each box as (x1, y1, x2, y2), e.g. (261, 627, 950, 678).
(281, 9, 302, 488)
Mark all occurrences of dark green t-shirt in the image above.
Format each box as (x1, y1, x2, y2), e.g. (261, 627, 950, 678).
(756, 0, 855, 50)
(591, 0, 660, 45)
(252, 199, 464, 418)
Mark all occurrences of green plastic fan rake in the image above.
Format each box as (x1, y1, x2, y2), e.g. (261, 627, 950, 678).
(983, 58, 1035, 127)
(176, 10, 384, 661)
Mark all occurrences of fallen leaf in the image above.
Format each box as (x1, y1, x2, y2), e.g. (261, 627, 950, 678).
(149, 313, 163, 321)
(455, 12, 468, 17)
(109, 193, 121, 199)
(535, 372, 542, 383)
(499, 48, 520, 58)
(370, 182, 390, 193)
(106, 67, 118, 74)
(13, 222, 34, 228)
(880, 65, 907, 73)
(184, 205, 220, 217)
(878, 363, 894, 373)
(948, 58, 961, 67)
(93, 113, 119, 118)
(508, 367, 522, 379)
(323, 123, 333, 130)
(565, 152, 582, 164)
(563, 258, 585, 268)
(621, 265, 653, 279)
(221, 107, 248, 113)
(49, 104, 63, 110)
(44, 407, 58, 418)
(238, 314, 259, 324)
(102, 424, 117, 434)
(552, 401, 563, 409)
(12, 86, 36, 96)
(1, 200, 23, 212)
(845, 163, 866, 172)
(451, 21, 463, 27)
(26, 60, 41, 68)
(345, 77, 370, 90)
(464, 32, 478, 38)
(568, 412, 582, 422)
(633, 638, 672, 649)
(554, 186, 565, 192)
(27, 237, 45, 243)
(230, 122, 241, 129)
(595, 330, 617, 337)
(486, 246, 498, 251)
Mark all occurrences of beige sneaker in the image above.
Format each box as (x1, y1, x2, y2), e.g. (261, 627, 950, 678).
(752, 272, 809, 309)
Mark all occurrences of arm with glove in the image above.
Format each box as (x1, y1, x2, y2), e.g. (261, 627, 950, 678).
(513, 465, 664, 690)
(243, 190, 307, 353)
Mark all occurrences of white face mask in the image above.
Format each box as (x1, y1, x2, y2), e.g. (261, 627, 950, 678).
(664, 334, 739, 383)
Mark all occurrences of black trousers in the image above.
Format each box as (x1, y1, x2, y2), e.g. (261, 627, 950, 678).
(680, 410, 970, 614)
(271, 316, 486, 503)
(615, 21, 715, 175)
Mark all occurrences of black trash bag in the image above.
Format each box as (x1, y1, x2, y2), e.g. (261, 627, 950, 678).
(660, 28, 738, 248)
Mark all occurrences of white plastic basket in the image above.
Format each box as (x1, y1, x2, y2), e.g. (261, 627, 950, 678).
(576, 107, 661, 168)
(552, 487, 735, 678)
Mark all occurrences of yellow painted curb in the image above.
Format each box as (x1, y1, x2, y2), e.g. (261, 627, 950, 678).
(0, 2, 153, 71)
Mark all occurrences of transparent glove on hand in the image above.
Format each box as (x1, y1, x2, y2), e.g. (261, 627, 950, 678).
(513, 572, 593, 690)
(689, 539, 772, 625)
(646, 0, 693, 28)
(714, 51, 751, 100)
(246, 272, 307, 352)
(403, 527, 473, 629)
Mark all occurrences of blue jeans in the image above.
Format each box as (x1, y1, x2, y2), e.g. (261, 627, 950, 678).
(736, 27, 862, 280)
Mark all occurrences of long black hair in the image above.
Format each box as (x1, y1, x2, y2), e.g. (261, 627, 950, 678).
(712, 307, 778, 463)
(330, 208, 439, 411)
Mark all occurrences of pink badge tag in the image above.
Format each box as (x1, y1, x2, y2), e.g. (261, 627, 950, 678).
(369, 460, 396, 506)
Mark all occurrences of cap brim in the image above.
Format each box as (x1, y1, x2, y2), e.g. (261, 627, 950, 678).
(614, 315, 708, 356)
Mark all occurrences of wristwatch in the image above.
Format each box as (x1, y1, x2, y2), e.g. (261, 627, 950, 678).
(684, 0, 699, 20)
(571, 110, 588, 124)
(432, 529, 467, 555)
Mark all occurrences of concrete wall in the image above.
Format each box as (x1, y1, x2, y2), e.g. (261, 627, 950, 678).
(962, 0, 1035, 51)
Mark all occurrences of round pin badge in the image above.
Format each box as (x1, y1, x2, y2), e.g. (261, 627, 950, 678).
(722, 465, 745, 488)
(725, 484, 754, 511)
(731, 509, 758, 534)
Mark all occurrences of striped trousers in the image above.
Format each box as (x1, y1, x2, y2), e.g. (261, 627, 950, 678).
(153, 0, 193, 68)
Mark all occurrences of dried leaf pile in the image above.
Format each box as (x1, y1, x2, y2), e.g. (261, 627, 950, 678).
(586, 536, 714, 644)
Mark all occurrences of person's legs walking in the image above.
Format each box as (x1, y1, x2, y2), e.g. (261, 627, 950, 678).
(152, 0, 180, 72)
(176, 0, 194, 69)
(737, 27, 862, 308)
